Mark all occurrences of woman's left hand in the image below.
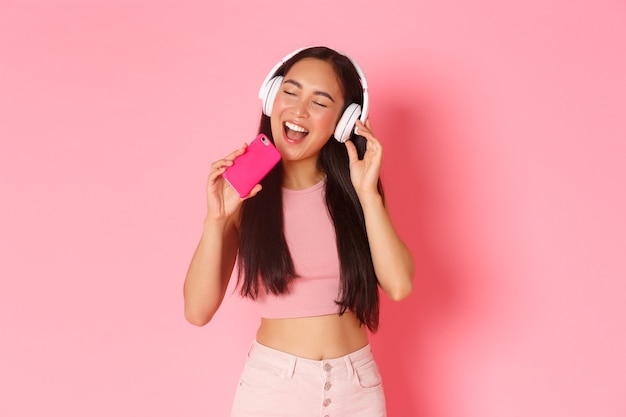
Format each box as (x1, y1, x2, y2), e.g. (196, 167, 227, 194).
(345, 119, 382, 196)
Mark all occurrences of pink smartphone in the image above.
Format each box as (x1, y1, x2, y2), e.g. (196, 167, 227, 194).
(223, 134, 282, 198)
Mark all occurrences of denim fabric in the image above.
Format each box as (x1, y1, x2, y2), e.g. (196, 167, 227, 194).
(231, 341, 386, 417)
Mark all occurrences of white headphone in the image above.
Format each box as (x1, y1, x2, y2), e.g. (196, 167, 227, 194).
(258, 47, 369, 143)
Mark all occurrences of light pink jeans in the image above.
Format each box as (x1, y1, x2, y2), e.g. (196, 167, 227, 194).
(231, 341, 387, 417)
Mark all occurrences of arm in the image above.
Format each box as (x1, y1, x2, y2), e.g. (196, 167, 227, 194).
(183, 216, 239, 326)
(183, 144, 261, 325)
(357, 191, 414, 300)
(345, 120, 415, 301)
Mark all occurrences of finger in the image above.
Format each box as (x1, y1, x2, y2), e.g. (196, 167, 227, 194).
(244, 184, 263, 200)
(210, 157, 234, 170)
(209, 142, 249, 174)
(355, 120, 366, 135)
(211, 144, 248, 171)
(223, 143, 248, 161)
(364, 132, 382, 148)
(208, 166, 227, 185)
(344, 139, 358, 164)
(355, 120, 374, 139)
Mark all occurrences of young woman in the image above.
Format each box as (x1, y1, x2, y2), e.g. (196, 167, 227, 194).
(184, 46, 414, 417)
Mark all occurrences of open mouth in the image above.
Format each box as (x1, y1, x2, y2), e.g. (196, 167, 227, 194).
(284, 121, 309, 142)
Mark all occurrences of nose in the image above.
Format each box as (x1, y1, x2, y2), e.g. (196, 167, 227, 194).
(293, 98, 309, 118)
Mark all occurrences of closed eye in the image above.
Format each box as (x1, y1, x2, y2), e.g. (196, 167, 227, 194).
(283, 79, 336, 103)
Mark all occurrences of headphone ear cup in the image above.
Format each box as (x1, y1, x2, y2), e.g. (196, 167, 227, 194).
(261, 76, 283, 116)
(334, 103, 362, 143)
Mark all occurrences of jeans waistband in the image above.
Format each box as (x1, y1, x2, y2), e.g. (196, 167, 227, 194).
(247, 340, 374, 381)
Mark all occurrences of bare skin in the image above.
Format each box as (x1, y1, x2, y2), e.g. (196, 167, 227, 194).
(184, 58, 414, 360)
(256, 314, 369, 360)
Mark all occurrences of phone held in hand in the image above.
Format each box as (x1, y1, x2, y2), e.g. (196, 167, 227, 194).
(223, 134, 282, 198)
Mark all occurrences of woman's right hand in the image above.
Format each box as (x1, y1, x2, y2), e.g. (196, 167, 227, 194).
(205, 144, 262, 223)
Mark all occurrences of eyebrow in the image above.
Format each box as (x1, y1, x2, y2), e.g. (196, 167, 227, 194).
(283, 79, 335, 103)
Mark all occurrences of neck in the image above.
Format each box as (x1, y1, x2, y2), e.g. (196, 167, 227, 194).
(281, 159, 325, 190)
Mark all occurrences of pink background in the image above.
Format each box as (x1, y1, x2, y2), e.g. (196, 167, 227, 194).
(1, 1, 625, 416)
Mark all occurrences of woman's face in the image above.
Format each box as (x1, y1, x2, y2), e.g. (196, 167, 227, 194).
(270, 58, 345, 165)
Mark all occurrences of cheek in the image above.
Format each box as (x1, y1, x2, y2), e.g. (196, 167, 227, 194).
(270, 118, 283, 139)
(270, 93, 290, 114)
(318, 111, 341, 132)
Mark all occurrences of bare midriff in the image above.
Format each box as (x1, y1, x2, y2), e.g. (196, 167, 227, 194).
(255, 311, 369, 360)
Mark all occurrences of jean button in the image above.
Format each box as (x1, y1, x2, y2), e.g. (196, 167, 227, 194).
(323, 363, 332, 372)
(323, 398, 332, 407)
(324, 381, 332, 391)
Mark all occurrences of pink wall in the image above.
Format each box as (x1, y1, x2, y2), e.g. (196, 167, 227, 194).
(1, 1, 625, 416)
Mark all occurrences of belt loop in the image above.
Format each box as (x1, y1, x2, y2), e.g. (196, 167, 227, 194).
(285, 356, 296, 380)
(344, 356, 355, 380)
(246, 341, 256, 358)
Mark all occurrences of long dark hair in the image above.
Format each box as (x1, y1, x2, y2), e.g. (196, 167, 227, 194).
(236, 47, 384, 331)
